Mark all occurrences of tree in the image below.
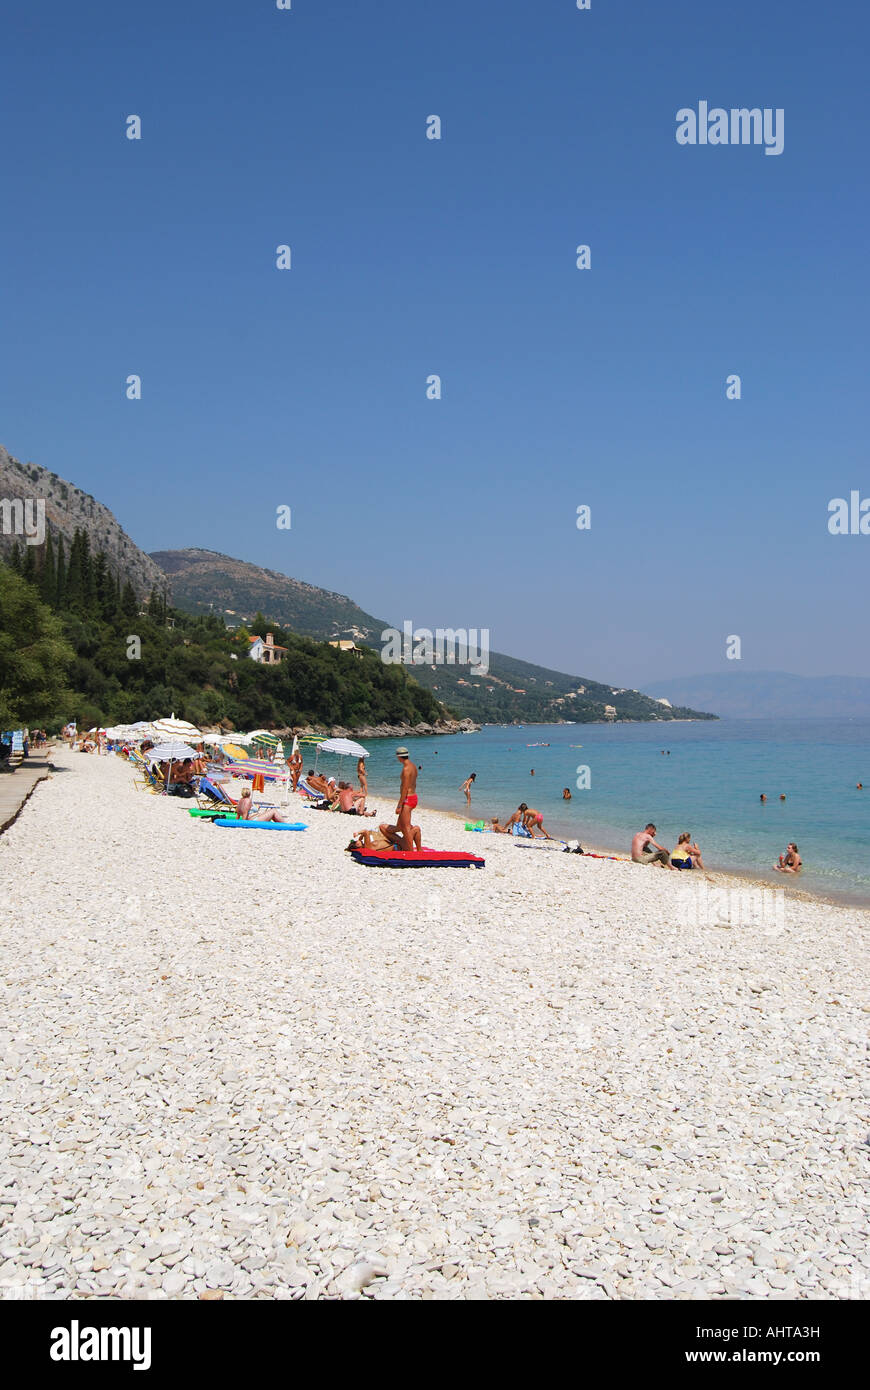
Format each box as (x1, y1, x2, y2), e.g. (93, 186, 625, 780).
(0, 564, 74, 728)
(65, 529, 83, 610)
(40, 531, 56, 605)
(55, 533, 67, 609)
(121, 580, 138, 619)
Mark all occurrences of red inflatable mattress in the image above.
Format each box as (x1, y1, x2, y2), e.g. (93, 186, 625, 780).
(350, 848, 485, 869)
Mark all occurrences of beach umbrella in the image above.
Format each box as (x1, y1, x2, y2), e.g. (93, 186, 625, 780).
(316, 737, 369, 759)
(152, 715, 202, 741)
(145, 739, 199, 792)
(145, 742, 199, 763)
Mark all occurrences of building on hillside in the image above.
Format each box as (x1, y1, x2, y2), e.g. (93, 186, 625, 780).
(603, 704, 617, 720)
(328, 640, 363, 658)
(248, 632, 287, 665)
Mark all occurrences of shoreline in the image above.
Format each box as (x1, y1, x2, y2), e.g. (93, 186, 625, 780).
(0, 747, 867, 1302)
(363, 779, 870, 913)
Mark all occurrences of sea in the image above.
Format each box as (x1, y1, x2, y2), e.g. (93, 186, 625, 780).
(319, 719, 870, 907)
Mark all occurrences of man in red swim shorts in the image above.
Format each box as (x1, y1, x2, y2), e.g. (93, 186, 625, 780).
(395, 746, 419, 850)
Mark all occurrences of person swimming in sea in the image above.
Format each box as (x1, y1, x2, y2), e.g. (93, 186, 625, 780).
(562, 787, 572, 800)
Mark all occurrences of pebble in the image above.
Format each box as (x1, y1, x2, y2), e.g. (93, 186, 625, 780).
(0, 747, 866, 1301)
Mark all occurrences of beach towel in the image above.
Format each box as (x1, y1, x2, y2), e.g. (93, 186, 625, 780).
(350, 848, 485, 869)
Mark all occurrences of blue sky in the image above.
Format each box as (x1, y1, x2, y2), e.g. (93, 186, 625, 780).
(3, 0, 868, 683)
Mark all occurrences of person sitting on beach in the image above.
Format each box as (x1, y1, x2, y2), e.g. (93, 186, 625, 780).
(670, 831, 706, 870)
(631, 823, 673, 868)
(337, 782, 375, 816)
(774, 842, 802, 873)
(166, 759, 197, 797)
(235, 784, 292, 823)
(492, 804, 529, 834)
(460, 773, 476, 808)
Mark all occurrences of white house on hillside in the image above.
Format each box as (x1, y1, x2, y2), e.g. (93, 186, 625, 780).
(248, 632, 287, 666)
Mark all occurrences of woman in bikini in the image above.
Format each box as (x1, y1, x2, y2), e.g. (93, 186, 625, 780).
(460, 773, 476, 808)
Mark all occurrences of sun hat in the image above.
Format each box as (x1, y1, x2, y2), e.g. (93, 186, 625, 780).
(396, 746, 409, 757)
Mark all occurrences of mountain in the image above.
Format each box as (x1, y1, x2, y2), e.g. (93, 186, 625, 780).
(0, 445, 165, 598)
(150, 548, 384, 643)
(644, 671, 870, 719)
(152, 547, 715, 725)
(0, 442, 716, 725)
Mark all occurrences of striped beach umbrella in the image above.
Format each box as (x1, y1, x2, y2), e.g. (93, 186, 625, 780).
(152, 715, 202, 741)
(251, 731, 280, 750)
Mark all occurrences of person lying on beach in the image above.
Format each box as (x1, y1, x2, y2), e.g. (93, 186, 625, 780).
(346, 822, 420, 851)
(306, 770, 331, 796)
(631, 824, 674, 868)
(347, 829, 394, 851)
(460, 774, 476, 808)
(384, 820, 422, 851)
(774, 842, 802, 872)
(671, 832, 707, 871)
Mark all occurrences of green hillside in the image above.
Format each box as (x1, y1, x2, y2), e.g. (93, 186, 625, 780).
(153, 549, 715, 724)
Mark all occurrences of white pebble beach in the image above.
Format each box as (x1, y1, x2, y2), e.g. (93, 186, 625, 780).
(0, 748, 867, 1301)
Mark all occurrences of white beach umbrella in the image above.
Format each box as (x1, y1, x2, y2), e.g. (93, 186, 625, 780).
(145, 741, 199, 763)
(152, 715, 202, 741)
(316, 737, 369, 759)
(145, 738, 199, 792)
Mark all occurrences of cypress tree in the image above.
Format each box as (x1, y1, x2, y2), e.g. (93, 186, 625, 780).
(8, 541, 23, 574)
(66, 529, 83, 609)
(40, 532, 56, 606)
(93, 550, 112, 618)
(22, 544, 37, 584)
(80, 530, 97, 614)
(121, 580, 138, 619)
(55, 534, 67, 609)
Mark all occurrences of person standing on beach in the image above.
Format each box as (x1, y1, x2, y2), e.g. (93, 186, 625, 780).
(631, 824, 673, 868)
(395, 747, 418, 850)
(288, 748, 303, 792)
(460, 773, 476, 808)
(357, 756, 368, 798)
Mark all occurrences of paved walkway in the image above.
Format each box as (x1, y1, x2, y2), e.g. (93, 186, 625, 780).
(0, 755, 54, 834)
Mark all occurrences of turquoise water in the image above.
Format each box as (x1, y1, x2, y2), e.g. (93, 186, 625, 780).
(326, 719, 870, 905)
